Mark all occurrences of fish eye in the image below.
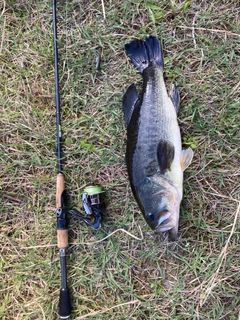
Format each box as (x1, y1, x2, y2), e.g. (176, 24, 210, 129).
(147, 213, 155, 221)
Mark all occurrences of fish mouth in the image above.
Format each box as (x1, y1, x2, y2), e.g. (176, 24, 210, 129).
(154, 211, 175, 233)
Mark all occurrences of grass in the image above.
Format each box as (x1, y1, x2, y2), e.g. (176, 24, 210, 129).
(0, 0, 239, 319)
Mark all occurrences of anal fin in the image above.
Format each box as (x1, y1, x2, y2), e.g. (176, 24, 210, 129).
(180, 148, 194, 171)
(170, 84, 180, 114)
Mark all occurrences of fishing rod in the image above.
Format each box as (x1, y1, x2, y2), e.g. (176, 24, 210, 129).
(52, 1, 105, 318)
(52, 0, 71, 318)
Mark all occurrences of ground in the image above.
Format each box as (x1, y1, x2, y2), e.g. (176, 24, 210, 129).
(0, 0, 239, 319)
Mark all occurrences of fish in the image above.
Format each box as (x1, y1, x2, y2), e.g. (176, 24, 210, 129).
(122, 36, 194, 240)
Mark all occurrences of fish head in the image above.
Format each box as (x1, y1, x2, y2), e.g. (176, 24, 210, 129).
(137, 174, 181, 240)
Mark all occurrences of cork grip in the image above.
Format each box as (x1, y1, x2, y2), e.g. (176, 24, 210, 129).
(56, 173, 65, 208)
(57, 229, 68, 248)
(56, 173, 68, 248)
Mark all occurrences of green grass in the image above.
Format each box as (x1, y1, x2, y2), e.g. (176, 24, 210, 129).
(0, 0, 239, 319)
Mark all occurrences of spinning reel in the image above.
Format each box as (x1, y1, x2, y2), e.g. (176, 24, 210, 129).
(68, 184, 105, 229)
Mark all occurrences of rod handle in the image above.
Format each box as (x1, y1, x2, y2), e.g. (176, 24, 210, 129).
(56, 173, 65, 208)
(57, 229, 68, 249)
(56, 173, 68, 248)
(59, 288, 71, 319)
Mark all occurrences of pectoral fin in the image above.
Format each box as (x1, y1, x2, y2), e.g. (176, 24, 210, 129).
(122, 84, 138, 127)
(180, 147, 194, 171)
(157, 140, 175, 174)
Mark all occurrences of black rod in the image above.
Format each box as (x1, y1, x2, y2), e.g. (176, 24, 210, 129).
(60, 248, 67, 290)
(53, 0, 62, 174)
(52, 0, 71, 318)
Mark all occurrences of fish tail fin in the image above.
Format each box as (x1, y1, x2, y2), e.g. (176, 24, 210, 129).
(124, 36, 164, 73)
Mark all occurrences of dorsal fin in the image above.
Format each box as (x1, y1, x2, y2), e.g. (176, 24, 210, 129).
(170, 84, 180, 114)
(122, 84, 138, 127)
(157, 140, 175, 174)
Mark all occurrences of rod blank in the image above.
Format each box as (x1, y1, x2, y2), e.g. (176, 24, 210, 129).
(52, 0, 71, 318)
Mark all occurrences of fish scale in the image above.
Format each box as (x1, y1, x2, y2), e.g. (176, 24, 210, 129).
(133, 68, 181, 183)
(142, 69, 179, 141)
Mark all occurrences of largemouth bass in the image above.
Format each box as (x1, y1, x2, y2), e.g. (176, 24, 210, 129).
(123, 36, 193, 240)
